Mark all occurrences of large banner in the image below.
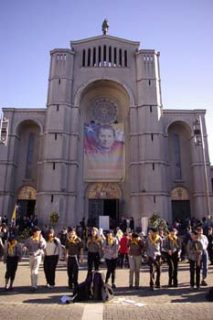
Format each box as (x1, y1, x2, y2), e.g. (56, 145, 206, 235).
(84, 122, 125, 180)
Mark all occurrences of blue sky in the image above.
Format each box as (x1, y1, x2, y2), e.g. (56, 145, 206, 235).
(0, 0, 213, 161)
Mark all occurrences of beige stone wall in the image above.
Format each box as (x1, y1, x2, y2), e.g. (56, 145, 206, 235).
(0, 34, 212, 228)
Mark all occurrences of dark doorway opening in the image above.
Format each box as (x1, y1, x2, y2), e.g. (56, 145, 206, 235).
(172, 200, 191, 224)
(88, 199, 119, 229)
(17, 200, 36, 218)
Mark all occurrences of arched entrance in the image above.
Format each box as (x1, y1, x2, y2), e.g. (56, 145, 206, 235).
(171, 187, 191, 222)
(87, 183, 121, 228)
(17, 186, 37, 218)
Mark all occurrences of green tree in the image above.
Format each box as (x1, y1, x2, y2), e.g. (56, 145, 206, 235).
(49, 211, 59, 227)
(149, 213, 168, 232)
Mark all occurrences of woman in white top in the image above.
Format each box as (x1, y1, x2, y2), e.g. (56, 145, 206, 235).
(24, 226, 46, 291)
(103, 230, 119, 288)
(43, 228, 61, 288)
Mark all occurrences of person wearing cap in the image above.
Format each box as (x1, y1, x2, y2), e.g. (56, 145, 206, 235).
(145, 227, 162, 289)
(65, 227, 83, 290)
(24, 226, 46, 291)
(3, 235, 22, 290)
(163, 227, 182, 287)
(128, 232, 144, 289)
(86, 227, 103, 273)
(103, 230, 119, 288)
(43, 228, 61, 288)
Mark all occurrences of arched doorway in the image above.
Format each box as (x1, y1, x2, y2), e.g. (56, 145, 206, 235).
(171, 187, 191, 223)
(17, 186, 37, 218)
(87, 183, 121, 228)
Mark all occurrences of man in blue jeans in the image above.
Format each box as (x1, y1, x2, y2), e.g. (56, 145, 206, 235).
(196, 226, 209, 286)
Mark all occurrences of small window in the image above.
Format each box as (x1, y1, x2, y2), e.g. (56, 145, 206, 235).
(148, 80, 151, 86)
(109, 46, 112, 63)
(82, 49, 86, 66)
(53, 162, 56, 170)
(153, 195, 156, 203)
(150, 106, 153, 113)
(98, 46, 101, 65)
(56, 104, 59, 111)
(58, 78, 61, 85)
(151, 133, 154, 141)
(152, 163, 155, 170)
(104, 45, 107, 62)
(124, 50, 127, 67)
(93, 47, 96, 66)
(51, 195, 54, 203)
(119, 49, 122, 66)
(114, 47, 117, 65)
(87, 48, 91, 67)
(55, 133, 57, 140)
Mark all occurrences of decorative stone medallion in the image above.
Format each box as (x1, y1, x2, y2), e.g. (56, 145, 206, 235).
(91, 97, 118, 124)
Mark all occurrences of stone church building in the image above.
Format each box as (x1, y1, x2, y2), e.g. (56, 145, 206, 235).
(0, 26, 212, 230)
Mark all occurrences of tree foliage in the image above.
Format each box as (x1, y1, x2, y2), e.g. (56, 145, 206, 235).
(149, 213, 168, 232)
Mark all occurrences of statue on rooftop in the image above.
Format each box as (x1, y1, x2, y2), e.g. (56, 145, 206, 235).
(102, 19, 109, 35)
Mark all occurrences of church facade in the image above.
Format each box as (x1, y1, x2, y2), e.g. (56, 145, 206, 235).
(0, 29, 212, 229)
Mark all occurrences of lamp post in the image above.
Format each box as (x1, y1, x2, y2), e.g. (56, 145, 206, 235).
(193, 116, 211, 219)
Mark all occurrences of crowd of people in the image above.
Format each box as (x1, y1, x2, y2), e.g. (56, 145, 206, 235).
(0, 215, 213, 294)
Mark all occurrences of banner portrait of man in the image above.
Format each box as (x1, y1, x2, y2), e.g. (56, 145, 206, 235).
(84, 122, 125, 180)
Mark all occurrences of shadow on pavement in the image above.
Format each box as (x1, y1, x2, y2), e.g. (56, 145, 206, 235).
(114, 285, 209, 303)
(0, 286, 71, 296)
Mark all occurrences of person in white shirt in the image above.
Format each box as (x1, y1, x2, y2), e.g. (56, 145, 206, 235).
(196, 225, 209, 286)
(43, 228, 61, 288)
(24, 226, 46, 291)
(103, 230, 119, 289)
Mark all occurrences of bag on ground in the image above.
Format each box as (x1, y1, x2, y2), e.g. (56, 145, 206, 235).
(206, 287, 213, 302)
(72, 271, 114, 302)
(72, 272, 93, 302)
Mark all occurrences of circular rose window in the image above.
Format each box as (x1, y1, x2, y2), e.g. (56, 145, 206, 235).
(91, 97, 118, 124)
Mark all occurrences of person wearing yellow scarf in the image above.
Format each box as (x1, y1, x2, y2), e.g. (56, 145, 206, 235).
(65, 228, 84, 290)
(145, 228, 162, 289)
(8, 239, 17, 255)
(186, 230, 203, 289)
(86, 227, 103, 274)
(128, 233, 144, 289)
(148, 233, 160, 246)
(24, 226, 46, 291)
(4, 235, 22, 290)
(107, 233, 115, 246)
(31, 234, 40, 242)
(43, 228, 61, 288)
(163, 227, 181, 287)
(103, 231, 119, 288)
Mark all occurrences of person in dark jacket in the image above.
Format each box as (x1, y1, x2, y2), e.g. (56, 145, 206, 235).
(3, 234, 22, 290)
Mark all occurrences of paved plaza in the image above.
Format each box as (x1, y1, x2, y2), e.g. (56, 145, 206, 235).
(0, 258, 213, 320)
